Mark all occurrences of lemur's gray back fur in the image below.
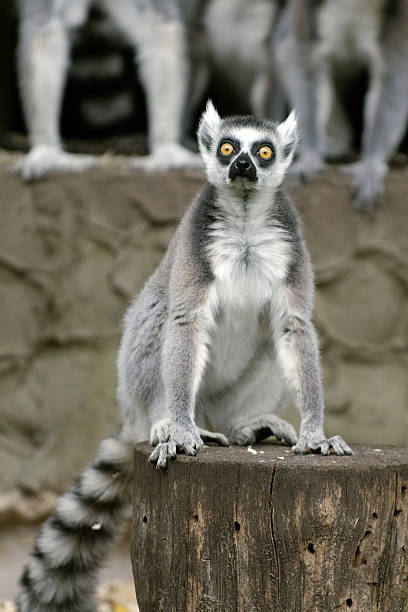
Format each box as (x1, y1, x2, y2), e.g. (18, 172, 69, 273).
(18, 102, 351, 611)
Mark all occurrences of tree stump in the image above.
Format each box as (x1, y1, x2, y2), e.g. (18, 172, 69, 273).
(131, 443, 408, 611)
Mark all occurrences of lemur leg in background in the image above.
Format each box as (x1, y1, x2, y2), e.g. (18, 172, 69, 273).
(250, 73, 273, 118)
(275, 7, 327, 185)
(132, 5, 203, 171)
(256, 66, 288, 124)
(182, 53, 211, 147)
(342, 9, 408, 212)
(101, 0, 203, 171)
(180, 1, 212, 146)
(325, 93, 353, 160)
(15, 0, 97, 181)
(284, 51, 328, 185)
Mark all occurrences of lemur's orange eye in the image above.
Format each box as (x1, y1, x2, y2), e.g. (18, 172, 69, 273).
(258, 145, 273, 160)
(220, 142, 234, 156)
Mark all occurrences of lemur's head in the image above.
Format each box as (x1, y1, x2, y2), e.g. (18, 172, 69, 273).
(197, 100, 298, 191)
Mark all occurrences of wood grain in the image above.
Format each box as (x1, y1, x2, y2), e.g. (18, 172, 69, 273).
(132, 443, 408, 611)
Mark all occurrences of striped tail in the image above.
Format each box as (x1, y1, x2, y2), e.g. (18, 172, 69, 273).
(17, 432, 134, 612)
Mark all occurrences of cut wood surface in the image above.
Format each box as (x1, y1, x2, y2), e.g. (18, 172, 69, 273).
(132, 443, 408, 612)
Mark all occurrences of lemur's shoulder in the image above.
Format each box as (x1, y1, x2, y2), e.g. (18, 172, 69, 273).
(159, 182, 217, 295)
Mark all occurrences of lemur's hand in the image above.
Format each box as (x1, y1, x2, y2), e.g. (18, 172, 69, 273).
(149, 418, 204, 469)
(287, 151, 326, 187)
(293, 429, 352, 456)
(149, 418, 229, 468)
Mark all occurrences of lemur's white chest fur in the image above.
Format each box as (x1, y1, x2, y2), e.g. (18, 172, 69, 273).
(200, 189, 290, 393)
(208, 189, 290, 306)
(317, 0, 386, 66)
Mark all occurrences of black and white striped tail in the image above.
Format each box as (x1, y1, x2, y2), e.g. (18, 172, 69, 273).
(17, 432, 134, 612)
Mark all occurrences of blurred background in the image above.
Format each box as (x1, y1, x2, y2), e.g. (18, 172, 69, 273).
(0, 0, 408, 609)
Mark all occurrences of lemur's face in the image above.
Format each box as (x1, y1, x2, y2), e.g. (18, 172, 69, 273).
(197, 101, 298, 191)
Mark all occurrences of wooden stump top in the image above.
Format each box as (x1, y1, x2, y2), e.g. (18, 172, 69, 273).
(132, 443, 408, 612)
(133, 441, 408, 469)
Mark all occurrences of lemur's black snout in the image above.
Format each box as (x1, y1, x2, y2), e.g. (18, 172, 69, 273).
(229, 152, 257, 182)
(235, 156, 251, 171)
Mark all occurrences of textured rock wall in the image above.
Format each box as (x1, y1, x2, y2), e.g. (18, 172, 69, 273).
(293, 171, 408, 449)
(0, 151, 407, 499)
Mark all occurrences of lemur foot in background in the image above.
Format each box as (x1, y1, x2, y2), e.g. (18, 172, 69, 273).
(341, 158, 387, 213)
(287, 152, 326, 188)
(130, 143, 204, 172)
(229, 415, 298, 447)
(14, 145, 98, 181)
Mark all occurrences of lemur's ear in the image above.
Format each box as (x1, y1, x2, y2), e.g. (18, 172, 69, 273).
(197, 100, 221, 153)
(276, 110, 298, 158)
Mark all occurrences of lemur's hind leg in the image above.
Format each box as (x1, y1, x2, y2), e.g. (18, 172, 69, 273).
(204, 350, 296, 447)
(229, 414, 297, 447)
(342, 6, 408, 212)
(15, 1, 97, 181)
(100, 0, 203, 171)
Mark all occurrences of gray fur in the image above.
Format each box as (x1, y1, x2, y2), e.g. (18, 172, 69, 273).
(17, 103, 351, 611)
(15, 0, 202, 181)
(17, 433, 134, 611)
(121, 101, 351, 465)
(182, 0, 287, 133)
(126, 103, 351, 457)
(276, 0, 408, 211)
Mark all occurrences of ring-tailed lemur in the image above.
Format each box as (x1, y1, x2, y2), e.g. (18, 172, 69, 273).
(275, 0, 408, 212)
(15, 0, 202, 181)
(17, 102, 352, 612)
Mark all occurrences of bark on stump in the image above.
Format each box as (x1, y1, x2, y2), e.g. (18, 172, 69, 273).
(131, 443, 408, 611)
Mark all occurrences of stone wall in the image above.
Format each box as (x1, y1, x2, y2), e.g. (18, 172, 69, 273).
(294, 170, 408, 448)
(0, 151, 407, 504)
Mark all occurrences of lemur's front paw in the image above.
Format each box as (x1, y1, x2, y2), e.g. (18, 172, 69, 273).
(149, 419, 204, 469)
(287, 153, 326, 188)
(130, 143, 204, 172)
(341, 159, 387, 213)
(293, 431, 352, 456)
(14, 145, 98, 181)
